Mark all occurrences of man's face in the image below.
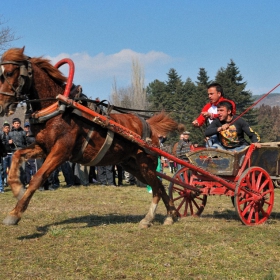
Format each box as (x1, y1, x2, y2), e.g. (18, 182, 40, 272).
(183, 134, 189, 141)
(2, 126, 10, 133)
(217, 106, 230, 121)
(12, 121, 21, 129)
(24, 126, 29, 132)
(207, 86, 221, 104)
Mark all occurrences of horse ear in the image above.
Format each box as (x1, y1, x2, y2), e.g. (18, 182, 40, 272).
(20, 46, 25, 54)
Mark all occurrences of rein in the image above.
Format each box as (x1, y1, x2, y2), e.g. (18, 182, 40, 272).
(0, 56, 185, 120)
(229, 82, 280, 126)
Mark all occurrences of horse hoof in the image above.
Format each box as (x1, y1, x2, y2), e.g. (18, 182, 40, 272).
(3, 215, 20, 225)
(163, 216, 174, 226)
(139, 219, 153, 229)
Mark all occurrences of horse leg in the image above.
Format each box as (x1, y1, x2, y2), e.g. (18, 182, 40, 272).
(123, 154, 177, 228)
(140, 175, 177, 228)
(7, 144, 44, 201)
(3, 146, 66, 225)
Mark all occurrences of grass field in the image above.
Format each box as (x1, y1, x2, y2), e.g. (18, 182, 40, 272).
(1, 170, 280, 280)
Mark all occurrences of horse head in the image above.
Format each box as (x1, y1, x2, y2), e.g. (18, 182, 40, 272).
(0, 47, 67, 116)
(0, 47, 33, 116)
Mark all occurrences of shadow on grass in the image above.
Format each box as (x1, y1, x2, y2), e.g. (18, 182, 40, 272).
(202, 209, 241, 221)
(17, 213, 167, 240)
(17, 209, 280, 240)
(202, 209, 280, 225)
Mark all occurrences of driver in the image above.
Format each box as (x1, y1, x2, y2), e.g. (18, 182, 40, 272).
(204, 101, 261, 151)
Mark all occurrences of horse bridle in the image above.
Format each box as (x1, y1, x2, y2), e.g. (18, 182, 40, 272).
(0, 59, 33, 100)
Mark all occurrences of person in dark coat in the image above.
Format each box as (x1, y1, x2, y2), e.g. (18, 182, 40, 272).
(9, 118, 27, 184)
(0, 122, 12, 188)
(176, 131, 192, 170)
(205, 101, 261, 151)
(97, 165, 114, 186)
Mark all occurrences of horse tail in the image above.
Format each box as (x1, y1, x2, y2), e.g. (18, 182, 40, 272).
(147, 112, 185, 137)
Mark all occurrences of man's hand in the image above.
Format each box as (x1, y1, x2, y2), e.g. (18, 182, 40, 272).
(201, 111, 211, 118)
(221, 123, 229, 131)
(217, 124, 230, 132)
(192, 120, 200, 127)
(253, 143, 261, 149)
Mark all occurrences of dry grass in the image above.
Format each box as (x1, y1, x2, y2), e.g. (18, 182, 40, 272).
(1, 170, 280, 280)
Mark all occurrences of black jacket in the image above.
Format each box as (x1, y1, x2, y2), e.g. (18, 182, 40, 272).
(9, 127, 27, 151)
(0, 131, 12, 153)
(205, 115, 260, 148)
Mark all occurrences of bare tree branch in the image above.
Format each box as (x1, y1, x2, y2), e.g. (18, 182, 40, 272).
(0, 16, 20, 53)
(110, 58, 147, 111)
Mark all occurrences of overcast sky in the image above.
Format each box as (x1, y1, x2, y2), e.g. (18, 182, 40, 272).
(2, 1, 280, 100)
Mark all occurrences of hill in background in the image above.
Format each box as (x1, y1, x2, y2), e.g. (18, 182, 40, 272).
(253, 93, 280, 107)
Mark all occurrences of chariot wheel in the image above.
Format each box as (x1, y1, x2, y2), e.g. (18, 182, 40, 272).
(234, 166, 274, 226)
(169, 167, 207, 217)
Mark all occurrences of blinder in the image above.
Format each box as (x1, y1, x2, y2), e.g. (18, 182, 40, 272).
(0, 59, 32, 99)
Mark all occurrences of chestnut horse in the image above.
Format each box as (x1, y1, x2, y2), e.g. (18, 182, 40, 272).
(0, 47, 181, 228)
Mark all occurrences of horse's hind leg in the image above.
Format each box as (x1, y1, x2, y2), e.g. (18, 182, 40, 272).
(138, 175, 177, 228)
(122, 154, 177, 228)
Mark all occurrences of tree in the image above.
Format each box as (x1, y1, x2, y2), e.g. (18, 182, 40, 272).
(110, 58, 147, 111)
(215, 60, 257, 126)
(0, 16, 19, 53)
(147, 68, 184, 113)
(255, 105, 274, 142)
(147, 69, 190, 145)
(147, 79, 168, 110)
(185, 68, 211, 145)
(215, 60, 253, 112)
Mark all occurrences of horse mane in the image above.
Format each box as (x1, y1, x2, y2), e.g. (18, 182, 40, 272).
(2, 47, 67, 85)
(147, 112, 181, 136)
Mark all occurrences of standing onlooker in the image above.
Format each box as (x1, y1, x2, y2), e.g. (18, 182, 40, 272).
(97, 165, 114, 186)
(176, 131, 192, 170)
(89, 166, 98, 183)
(112, 164, 123, 186)
(72, 163, 89, 186)
(169, 159, 175, 174)
(9, 118, 27, 151)
(0, 122, 12, 188)
(9, 118, 27, 184)
(47, 161, 75, 190)
(172, 134, 184, 172)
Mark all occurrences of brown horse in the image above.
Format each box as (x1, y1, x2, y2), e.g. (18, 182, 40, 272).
(0, 47, 181, 228)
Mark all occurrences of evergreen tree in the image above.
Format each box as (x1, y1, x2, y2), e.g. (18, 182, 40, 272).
(147, 79, 168, 110)
(147, 69, 189, 145)
(255, 105, 274, 142)
(215, 60, 257, 125)
(185, 68, 211, 145)
(165, 68, 183, 95)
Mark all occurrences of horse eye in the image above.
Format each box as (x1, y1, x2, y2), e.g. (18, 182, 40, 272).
(6, 71, 13, 77)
